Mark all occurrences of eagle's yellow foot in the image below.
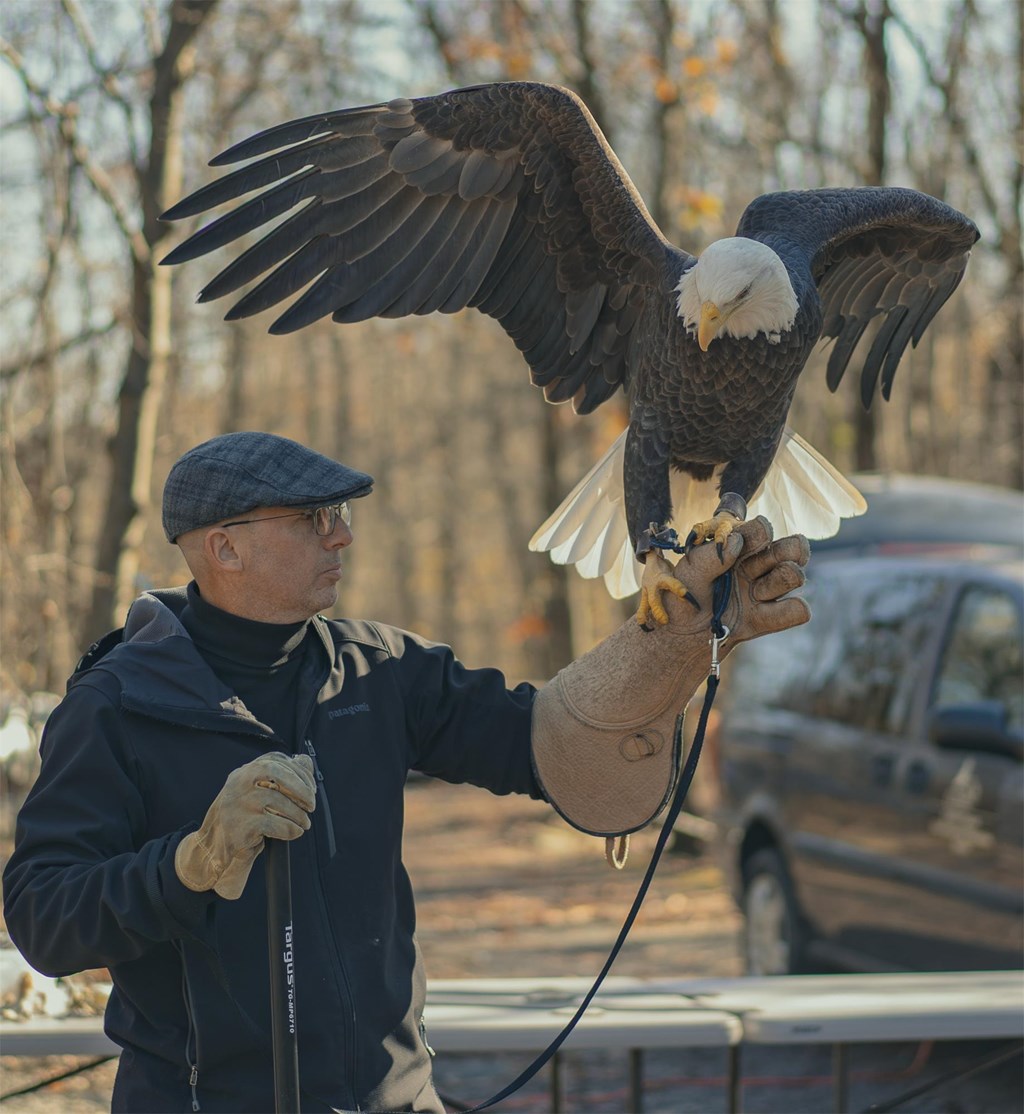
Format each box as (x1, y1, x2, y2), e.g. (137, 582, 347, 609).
(684, 511, 742, 560)
(636, 552, 700, 628)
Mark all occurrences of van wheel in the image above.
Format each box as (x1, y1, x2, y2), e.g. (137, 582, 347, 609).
(741, 848, 811, 975)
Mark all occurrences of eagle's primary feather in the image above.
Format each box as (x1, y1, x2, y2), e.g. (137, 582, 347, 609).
(162, 81, 979, 597)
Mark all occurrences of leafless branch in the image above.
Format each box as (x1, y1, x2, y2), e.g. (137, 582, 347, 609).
(219, 0, 302, 126)
(1, 318, 123, 382)
(0, 37, 149, 265)
(1, 77, 141, 134)
(60, 0, 142, 167)
(409, 0, 467, 83)
(889, 3, 1003, 232)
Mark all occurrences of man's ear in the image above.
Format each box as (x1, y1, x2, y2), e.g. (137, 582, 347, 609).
(204, 528, 245, 572)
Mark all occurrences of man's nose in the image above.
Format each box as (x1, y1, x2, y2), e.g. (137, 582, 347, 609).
(326, 520, 353, 548)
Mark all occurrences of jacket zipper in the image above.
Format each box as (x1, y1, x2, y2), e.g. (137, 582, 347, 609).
(188, 1064, 200, 1113)
(298, 661, 359, 1107)
(302, 737, 337, 859)
(176, 945, 202, 1112)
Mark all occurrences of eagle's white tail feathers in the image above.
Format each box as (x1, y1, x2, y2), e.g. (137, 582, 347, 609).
(531, 433, 624, 555)
(750, 430, 866, 537)
(529, 428, 866, 599)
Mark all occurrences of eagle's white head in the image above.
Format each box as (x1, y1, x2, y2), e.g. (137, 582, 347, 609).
(675, 238, 799, 350)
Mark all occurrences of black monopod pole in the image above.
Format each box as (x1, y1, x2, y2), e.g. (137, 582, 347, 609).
(266, 839, 300, 1113)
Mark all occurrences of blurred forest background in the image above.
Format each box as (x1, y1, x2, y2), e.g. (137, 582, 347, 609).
(1, 0, 1021, 702)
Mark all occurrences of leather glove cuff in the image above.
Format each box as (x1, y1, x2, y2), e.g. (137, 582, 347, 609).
(174, 829, 263, 901)
(531, 605, 712, 837)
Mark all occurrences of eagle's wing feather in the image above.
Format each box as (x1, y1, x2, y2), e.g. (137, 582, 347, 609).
(736, 187, 978, 407)
(162, 82, 689, 414)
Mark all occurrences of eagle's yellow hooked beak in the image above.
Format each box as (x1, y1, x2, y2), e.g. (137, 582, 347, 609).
(698, 302, 724, 352)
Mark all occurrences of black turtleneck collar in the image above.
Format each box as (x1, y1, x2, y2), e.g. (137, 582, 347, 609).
(181, 581, 310, 670)
(179, 582, 321, 743)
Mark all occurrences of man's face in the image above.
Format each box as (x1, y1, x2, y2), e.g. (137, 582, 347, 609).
(223, 504, 354, 623)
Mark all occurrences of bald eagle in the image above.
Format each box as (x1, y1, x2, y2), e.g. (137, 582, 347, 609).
(162, 82, 979, 623)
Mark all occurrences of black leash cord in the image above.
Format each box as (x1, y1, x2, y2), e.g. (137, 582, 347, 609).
(458, 569, 735, 1113)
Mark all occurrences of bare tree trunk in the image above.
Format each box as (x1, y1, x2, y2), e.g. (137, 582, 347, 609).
(993, 0, 1024, 489)
(536, 404, 575, 672)
(42, 348, 75, 690)
(569, 0, 608, 132)
(642, 0, 677, 233)
(434, 330, 460, 648)
(222, 325, 249, 433)
(893, 0, 1022, 489)
(85, 0, 216, 639)
(90, 257, 171, 628)
(37, 133, 76, 687)
(850, 0, 890, 471)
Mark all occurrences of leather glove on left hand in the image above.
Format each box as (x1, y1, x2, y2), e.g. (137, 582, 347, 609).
(531, 517, 810, 839)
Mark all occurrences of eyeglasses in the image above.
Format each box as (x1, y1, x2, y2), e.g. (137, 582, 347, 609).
(220, 501, 351, 536)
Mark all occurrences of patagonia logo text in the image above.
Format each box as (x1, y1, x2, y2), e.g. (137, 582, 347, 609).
(328, 702, 371, 719)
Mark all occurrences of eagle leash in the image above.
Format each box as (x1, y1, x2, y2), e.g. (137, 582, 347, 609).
(446, 566, 735, 1114)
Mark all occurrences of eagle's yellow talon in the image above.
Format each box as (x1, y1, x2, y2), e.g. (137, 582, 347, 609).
(637, 585, 668, 627)
(636, 569, 698, 627)
(685, 511, 741, 556)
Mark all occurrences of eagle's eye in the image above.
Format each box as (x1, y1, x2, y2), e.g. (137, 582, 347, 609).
(738, 283, 753, 300)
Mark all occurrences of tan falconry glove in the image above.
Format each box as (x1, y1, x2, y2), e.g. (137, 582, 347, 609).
(175, 753, 317, 900)
(531, 517, 809, 840)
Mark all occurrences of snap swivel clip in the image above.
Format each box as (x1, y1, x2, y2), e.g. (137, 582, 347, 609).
(709, 624, 731, 679)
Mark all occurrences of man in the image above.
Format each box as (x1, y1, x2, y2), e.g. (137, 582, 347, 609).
(4, 431, 810, 1113)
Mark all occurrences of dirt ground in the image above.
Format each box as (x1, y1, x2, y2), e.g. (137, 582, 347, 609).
(405, 777, 743, 981)
(3, 780, 1021, 1113)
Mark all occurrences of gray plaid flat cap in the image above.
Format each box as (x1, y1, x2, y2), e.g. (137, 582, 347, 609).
(163, 431, 373, 542)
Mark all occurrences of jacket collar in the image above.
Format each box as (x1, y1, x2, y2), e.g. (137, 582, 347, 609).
(82, 587, 332, 737)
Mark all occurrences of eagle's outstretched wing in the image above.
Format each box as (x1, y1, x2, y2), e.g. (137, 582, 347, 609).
(736, 187, 979, 408)
(162, 82, 688, 415)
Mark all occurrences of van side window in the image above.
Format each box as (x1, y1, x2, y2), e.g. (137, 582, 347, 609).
(935, 588, 1023, 732)
(803, 572, 945, 732)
